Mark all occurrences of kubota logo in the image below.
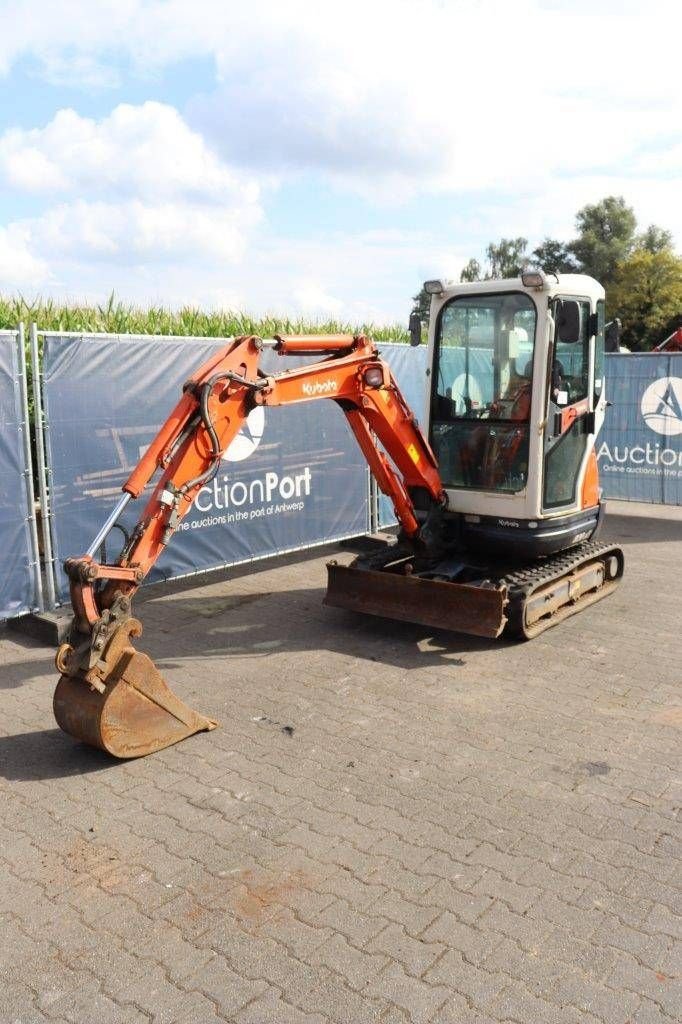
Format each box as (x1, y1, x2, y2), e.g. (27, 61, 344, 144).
(641, 377, 682, 436)
(222, 406, 266, 462)
(302, 380, 338, 396)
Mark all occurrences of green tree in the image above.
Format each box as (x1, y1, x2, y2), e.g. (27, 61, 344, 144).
(411, 285, 431, 323)
(531, 238, 579, 274)
(460, 258, 482, 282)
(608, 248, 682, 350)
(459, 258, 482, 282)
(485, 237, 528, 279)
(569, 195, 636, 286)
(636, 224, 674, 254)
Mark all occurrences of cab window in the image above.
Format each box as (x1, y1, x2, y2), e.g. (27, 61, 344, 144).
(552, 298, 590, 405)
(434, 292, 536, 419)
(430, 292, 537, 494)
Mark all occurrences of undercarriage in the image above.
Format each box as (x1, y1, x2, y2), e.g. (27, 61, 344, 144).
(326, 539, 624, 640)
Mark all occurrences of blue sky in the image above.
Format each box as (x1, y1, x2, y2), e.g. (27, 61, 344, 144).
(0, 0, 679, 323)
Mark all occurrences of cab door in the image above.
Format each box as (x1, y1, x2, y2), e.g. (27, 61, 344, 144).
(542, 297, 595, 511)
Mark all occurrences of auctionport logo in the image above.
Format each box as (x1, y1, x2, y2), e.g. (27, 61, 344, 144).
(641, 377, 682, 436)
(223, 406, 266, 461)
(598, 373, 682, 477)
(187, 403, 314, 522)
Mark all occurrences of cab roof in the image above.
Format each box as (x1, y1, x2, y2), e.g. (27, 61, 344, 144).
(434, 273, 604, 302)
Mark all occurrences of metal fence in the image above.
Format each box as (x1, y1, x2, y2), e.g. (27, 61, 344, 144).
(0, 328, 42, 620)
(1, 329, 681, 623)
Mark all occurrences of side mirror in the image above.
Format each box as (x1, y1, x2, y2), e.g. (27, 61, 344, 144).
(409, 312, 423, 346)
(556, 299, 581, 343)
(605, 318, 622, 352)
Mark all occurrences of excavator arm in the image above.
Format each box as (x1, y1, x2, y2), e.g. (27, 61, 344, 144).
(54, 334, 446, 757)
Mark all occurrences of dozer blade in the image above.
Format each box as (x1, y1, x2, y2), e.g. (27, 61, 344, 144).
(325, 562, 507, 639)
(54, 619, 217, 759)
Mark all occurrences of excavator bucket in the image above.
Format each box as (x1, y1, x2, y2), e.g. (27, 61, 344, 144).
(325, 561, 508, 639)
(53, 619, 217, 759)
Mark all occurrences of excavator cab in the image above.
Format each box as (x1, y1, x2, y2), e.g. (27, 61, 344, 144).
(424, 273, 609, 557)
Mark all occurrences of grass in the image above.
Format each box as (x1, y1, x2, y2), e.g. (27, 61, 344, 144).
(0, 293, 409, 342)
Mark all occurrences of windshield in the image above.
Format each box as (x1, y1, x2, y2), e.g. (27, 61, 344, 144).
(430, 291, 537, 493)
(434, 292, 536, 418)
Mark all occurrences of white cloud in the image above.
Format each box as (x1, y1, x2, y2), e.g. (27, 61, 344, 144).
(197, 0, 680, 205)
(0, 102, 259, 204)
(1, 1, 679, 203)
(291, 283, 344, 317)
(0, 224, 50, 288)
(224, 229, 461, 323)
(37, 53, 122, 90)
(0, 0, 137, 77)
(23, 198, 258, 264)
(0, 101, 263, 289)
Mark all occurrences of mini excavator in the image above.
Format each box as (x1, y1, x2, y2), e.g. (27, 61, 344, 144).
(54, 272, 624, 757)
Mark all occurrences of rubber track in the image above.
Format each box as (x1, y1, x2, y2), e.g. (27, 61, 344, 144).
(498, 541, 624, 640)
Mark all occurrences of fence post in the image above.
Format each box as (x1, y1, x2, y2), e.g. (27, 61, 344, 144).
(30, 322, 57, 610)
(17, 323, 45, 612)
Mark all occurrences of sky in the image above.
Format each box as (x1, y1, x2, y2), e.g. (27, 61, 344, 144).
(0, 0, 680, 323)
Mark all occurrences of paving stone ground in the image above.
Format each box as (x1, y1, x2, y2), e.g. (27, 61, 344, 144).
(1, 499, 680, 1024)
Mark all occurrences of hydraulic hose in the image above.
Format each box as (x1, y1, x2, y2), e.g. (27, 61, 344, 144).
(178, 373, 231, 496)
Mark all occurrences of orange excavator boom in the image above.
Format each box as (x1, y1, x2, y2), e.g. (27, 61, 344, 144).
(55, 334, 447, 757)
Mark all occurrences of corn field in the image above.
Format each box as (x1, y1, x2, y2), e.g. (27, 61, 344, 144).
(0, 293, 409, 342)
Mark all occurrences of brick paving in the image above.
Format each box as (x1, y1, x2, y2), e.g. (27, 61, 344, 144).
(0, 499, 680, 1024)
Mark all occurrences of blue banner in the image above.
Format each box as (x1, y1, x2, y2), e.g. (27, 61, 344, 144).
(598, 353, 682, 504)
(0, 332, 38, 619)
(43, 335, 369, 601)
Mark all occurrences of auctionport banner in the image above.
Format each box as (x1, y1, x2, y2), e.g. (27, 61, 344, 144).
(598, 353, 682, 504)
(43, 334, 369, 601)
(0, 332, 38, 619)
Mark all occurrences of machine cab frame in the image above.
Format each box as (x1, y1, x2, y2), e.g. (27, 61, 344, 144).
(424, 273, 607, 555)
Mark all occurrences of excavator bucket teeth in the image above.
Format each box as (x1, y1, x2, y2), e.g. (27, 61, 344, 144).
(325, 562, 507, 639)
(53, 620, 217, 759)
